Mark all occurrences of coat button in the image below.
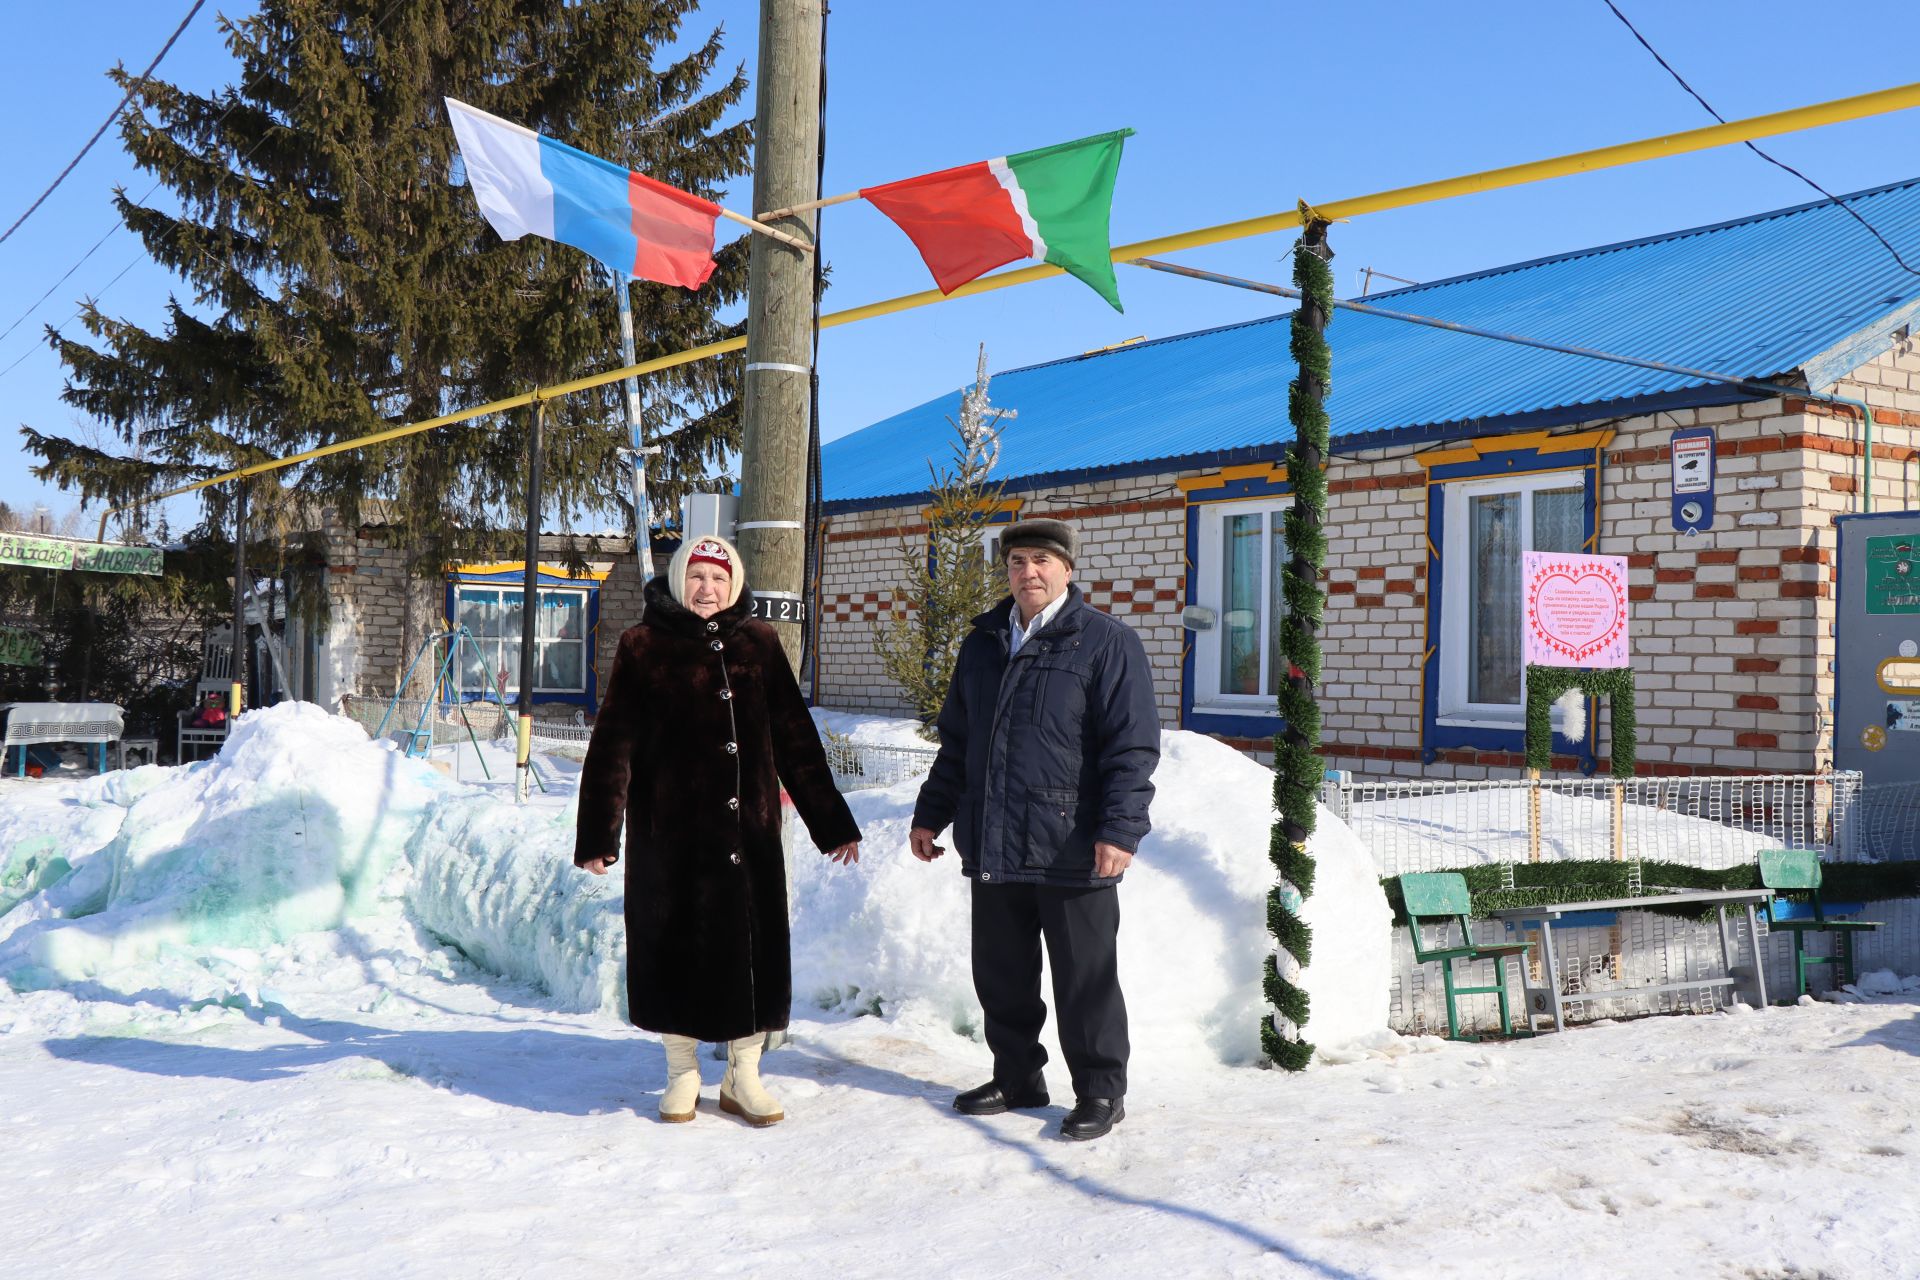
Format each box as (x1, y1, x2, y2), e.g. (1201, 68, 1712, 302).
(981, 872, 992, 882)
(706, 620, 719, 632)
(710, 639, 724, 651)
(725, 741, 738, 754)
(728, 797, 740, 810)
(730, 852, 742, 865)
(719, 688, 733, 701)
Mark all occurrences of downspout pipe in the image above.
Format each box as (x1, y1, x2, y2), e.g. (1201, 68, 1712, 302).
(1803, 389, 1875, 514)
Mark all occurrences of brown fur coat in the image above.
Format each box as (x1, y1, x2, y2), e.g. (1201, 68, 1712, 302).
(574, 577, 860, 1042)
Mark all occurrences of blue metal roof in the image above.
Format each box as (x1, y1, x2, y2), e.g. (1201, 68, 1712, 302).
(824, 177, 1920, 506)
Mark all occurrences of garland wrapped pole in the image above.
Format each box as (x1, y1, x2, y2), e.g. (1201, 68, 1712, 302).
(1265, 209, 1333, 1071)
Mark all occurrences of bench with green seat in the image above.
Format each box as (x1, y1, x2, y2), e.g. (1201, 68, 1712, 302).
(1758, 849, 1882, 1000)
(1400, 871, 1533, 1040)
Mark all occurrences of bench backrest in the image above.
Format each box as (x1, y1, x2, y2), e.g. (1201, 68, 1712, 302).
(1759, 848, 1821, 891)
(1401, 871, 1472, 919)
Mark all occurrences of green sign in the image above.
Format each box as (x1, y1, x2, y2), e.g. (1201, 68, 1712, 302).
(1865, 534, 1920, 615)
(0, 532, 163, 576)
(0, 626, 43, 667)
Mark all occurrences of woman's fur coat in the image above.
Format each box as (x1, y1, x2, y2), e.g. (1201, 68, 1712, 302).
(574, 577, 861, 1042)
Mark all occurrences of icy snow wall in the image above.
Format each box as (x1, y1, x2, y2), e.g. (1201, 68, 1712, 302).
(0, 704, 441, 996)
(0, 707, 1394, 1066)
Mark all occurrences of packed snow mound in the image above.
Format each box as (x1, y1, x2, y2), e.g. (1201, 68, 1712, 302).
(0, 703, 445, 996)
(789, 728, 1393, 1065)
(0, 706, 1396, 1066)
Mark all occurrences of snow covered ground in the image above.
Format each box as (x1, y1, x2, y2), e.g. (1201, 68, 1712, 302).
(3, 705, 1918, 1277)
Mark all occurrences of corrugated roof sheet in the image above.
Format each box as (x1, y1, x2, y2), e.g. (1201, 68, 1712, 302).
(824, 177, 1920, 504)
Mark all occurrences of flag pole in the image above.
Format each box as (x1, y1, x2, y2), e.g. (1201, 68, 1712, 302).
(613, 278, 660, 577)
(757, 190, 859, 222)
(719, 206, 815, 253)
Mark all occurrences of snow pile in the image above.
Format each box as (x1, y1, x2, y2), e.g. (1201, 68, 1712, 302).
(0, 704, 445, 999)
(790, 729, 1393, 1064)
(1, 705, 1394, 1066)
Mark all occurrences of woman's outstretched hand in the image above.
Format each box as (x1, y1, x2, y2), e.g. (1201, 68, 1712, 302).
(824, 842, 860, 865)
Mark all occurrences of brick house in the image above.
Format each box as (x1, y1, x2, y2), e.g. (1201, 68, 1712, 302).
(809, 179, 1920, 778)
(280, 512, 665, 719)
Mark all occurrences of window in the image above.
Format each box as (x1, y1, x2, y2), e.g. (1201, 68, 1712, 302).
(1193, 497, 1291, 712)
(1438, 473, 1585, 724)
(455, 584, 589, 698)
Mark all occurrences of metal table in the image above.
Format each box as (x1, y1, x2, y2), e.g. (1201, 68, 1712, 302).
(1, 701, 125, 776)
(1489, 889, 1774, 1032)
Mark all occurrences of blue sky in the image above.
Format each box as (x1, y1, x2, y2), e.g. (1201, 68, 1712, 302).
(5, 0, 1920, 531)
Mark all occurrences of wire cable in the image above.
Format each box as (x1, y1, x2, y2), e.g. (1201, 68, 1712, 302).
(0, 2, 404, 378)
(0, 0, 206, 249)
(1602, 0, 1920, 278)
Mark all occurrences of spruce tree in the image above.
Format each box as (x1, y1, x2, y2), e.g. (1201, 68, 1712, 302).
(874, 346, 1010, 738)
(25, 0, 752, 568)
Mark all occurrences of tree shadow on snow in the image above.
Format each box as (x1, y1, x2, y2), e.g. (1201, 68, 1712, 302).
(1838, 1007, 1920, 1058)
(44, 1008, 658, 1117)
(788, 1041, 1368, 1279)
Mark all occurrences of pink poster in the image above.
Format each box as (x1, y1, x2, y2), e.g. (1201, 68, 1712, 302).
(1522, 552, 1630, 669)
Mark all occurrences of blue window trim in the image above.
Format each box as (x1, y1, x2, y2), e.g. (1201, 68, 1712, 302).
(444, 567, 601, 709)
(1180, 467, 1292, 740)
(1420, 442, 1605, 771)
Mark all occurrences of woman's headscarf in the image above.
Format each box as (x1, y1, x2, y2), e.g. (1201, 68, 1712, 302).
(666, 533, 746, 609)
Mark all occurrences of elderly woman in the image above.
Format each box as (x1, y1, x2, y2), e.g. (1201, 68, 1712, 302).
(574, 535, 860, 1127)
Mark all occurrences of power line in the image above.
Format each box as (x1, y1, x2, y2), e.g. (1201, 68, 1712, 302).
(0, 0, 206, 249)
(1602, 0, 1920, 279)
(0, 2, 405, 381)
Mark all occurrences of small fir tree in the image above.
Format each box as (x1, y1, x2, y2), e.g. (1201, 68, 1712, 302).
(874, 346, 1012, 739)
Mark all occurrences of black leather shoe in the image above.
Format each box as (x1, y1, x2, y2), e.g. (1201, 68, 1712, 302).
(1060, 1097, 1125, 1140)
(952, 1079, 1049, 1115)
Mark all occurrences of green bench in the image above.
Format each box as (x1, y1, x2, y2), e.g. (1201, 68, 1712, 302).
(1400, 872, 1533, 1041)
(1759, 849, 1882, 1000)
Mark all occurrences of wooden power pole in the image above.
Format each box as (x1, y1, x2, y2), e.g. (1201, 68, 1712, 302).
(736, 0, 823, 670)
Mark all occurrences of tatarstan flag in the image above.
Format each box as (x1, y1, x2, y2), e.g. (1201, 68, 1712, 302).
(860, 129, 1132, 311)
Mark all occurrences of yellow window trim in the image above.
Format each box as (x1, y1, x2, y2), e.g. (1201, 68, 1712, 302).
(1177, 462, 1290, 496)
(450, 561, 612, 582)
(917, 497, 1025, 522)
(1415, 427, 1615, 469)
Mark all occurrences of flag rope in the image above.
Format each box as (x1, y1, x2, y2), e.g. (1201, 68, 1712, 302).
(97, 77, 1920, 537)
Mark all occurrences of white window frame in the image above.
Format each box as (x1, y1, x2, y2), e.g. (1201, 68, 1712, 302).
(1436, 470, 1587, 729)
(1192, 495, 1292, 717)
(455, 583, 591, 698)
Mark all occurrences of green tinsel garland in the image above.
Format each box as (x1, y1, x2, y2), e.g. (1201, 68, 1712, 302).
(1523, 664, 1636, 778)
(1264, 216, 1334, 1072)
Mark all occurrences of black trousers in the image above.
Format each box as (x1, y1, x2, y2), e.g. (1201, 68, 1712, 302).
(970, 880, 1129, 1100)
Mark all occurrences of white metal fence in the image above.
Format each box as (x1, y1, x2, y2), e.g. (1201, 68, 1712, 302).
(1321, 771, 1865, 878)
(341, 695, 941, 786)
(823, 737, 940, 792)
(1317, 771, 1917, 1033)
(340, 695, 593, 759)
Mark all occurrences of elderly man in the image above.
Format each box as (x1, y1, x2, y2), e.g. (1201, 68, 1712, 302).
(910, 518, 1160, 1141)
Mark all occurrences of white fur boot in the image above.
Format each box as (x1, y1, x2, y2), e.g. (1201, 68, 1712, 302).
(659, 1034, 702, 1123)
(719, 1033, 785, 1126)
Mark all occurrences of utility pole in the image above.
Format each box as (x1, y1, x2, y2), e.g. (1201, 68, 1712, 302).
(231, 478, 248, 718)
(736, 0, 823, 670)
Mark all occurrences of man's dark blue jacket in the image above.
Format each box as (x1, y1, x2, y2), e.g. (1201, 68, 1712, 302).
(911, 585, 1160, 887)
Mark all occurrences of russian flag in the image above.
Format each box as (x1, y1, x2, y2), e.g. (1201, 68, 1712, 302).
(446, 98, 719, 290)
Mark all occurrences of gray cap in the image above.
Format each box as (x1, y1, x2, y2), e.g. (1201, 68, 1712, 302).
(999, 518, 1078, 566)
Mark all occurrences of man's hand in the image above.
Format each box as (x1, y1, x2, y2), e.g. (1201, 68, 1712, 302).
(1093, 841, 1133, 879)
(579, 856, 613, 876)
(909, 827, 945, 862)
(825, 842, 861, 865)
